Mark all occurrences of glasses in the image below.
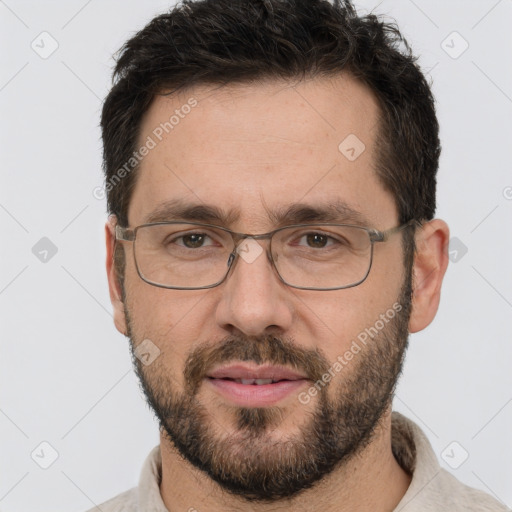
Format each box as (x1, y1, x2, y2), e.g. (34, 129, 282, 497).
(115, 219, 416, 291)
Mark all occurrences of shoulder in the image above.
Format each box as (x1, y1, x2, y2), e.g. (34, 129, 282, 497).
(391, 412, 508, 512)
(427, 469, 509, 512)
(83, 487, 138, 512)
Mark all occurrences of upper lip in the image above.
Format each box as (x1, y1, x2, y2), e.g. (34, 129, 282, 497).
(207, 364, 308, 381)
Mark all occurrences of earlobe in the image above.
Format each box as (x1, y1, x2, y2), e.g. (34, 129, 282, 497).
(408, 219, 450, 333)
(105, 215, 128, 336)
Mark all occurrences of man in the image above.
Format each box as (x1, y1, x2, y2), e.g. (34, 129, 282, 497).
(92, 0, 507, 510)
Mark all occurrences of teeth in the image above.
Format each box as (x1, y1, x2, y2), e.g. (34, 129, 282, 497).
(234, 378, 274, 385)
(255, 378, 273, 385)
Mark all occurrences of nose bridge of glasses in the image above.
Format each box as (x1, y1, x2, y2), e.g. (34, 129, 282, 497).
(227, 232, 275, 270)
(231, 230, 273, 243)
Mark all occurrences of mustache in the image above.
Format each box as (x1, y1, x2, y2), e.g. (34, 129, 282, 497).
(183, 334, 331, 395)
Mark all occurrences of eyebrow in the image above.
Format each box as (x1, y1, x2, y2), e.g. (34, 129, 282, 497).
(144, 199, 241, 225)
(143, 198, 372, 228)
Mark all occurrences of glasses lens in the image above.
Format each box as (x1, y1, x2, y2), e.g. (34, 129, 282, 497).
(134, 223, 234, 288)
(272, 225, 373, 289)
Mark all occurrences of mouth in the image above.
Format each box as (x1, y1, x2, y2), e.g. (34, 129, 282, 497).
(205, 364, 309, 406)
(210, 377, 292, 385)
(207, 363, 308, 383)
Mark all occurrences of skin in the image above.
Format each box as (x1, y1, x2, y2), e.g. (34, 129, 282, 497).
(105, 74, 449, 511)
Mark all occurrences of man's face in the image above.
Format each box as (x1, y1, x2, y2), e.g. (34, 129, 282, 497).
(115, 76, 412, 501)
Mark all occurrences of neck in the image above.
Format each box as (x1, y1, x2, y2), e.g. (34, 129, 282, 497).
(159, 409, 411, 512)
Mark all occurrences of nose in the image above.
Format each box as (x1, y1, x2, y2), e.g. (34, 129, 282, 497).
(215, 238, 294, 337)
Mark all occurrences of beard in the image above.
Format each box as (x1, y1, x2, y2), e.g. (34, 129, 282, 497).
(124, 277, 412, 503)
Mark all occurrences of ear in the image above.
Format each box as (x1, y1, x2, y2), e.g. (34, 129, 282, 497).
(409, 219, 450, 333)
(105, 215, 128, 336)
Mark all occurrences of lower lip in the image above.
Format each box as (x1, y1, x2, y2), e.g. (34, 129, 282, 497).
(206, 378, 309, 407)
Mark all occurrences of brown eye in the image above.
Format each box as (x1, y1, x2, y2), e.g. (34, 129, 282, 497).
(181, 234, 207, 248)
(305, 233, 329, 248)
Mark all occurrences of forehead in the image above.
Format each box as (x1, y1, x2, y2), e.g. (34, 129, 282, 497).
(128, 75, 397, 230)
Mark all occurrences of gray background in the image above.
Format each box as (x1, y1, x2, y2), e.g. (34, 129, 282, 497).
(1, 0, 511, 510)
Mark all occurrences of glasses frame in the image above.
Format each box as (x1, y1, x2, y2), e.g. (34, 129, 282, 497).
(115, 218, 418, 291)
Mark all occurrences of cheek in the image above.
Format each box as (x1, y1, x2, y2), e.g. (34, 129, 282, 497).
(124, 255, 202, 335)
(126, 282, 212, 368)
(297, 276, 403, 365)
